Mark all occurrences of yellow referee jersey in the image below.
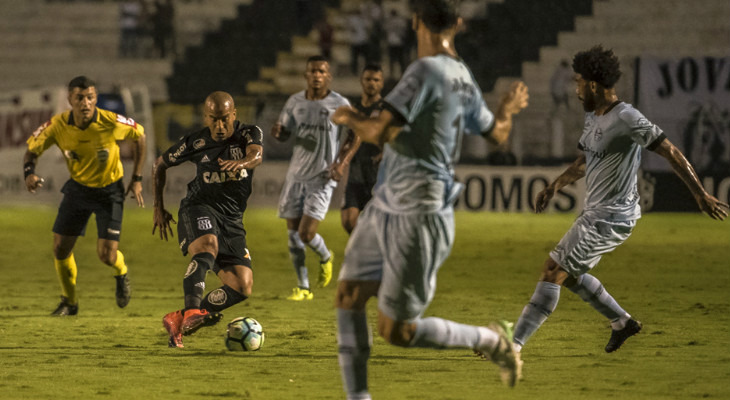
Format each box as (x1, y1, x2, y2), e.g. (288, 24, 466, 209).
(27, 108, 145, 188)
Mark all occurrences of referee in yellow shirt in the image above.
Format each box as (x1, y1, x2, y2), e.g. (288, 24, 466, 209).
(23, 76, 146, 316)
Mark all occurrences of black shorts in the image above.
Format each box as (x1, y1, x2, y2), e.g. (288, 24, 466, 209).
(53, 179, 125, 241)
(343, 180, 373, 211)
(178, 204, 252, 270)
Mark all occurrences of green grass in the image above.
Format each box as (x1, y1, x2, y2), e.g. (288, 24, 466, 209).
(0, 206, 728, 400)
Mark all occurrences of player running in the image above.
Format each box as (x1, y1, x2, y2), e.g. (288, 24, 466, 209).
(271, 55, 353, 300)
(331, 1, 529, 397)
(153, 92, 263, 348)
(511, 46, 728, 360)
(331, 64, 386, 234)
(24, 75, 145, 316)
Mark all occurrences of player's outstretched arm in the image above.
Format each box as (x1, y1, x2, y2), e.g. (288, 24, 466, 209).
(218, 144, 263, 172)
(151, 156, 176, 240)
(486, 81, 529, 145)
(23, 150, 44, 194)
(652, 139, 729, 220)
(125, 134, 146, 207)
(331, 106, 403, 147)
(535, 154, 586, 213)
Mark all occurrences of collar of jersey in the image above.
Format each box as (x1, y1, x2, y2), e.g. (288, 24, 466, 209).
(66, 108, 99, 128)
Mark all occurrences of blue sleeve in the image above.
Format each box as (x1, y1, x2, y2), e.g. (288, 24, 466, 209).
(619, 107, 664, 148)
(465, 97, 494, 136)
(384, 59, 437, 124)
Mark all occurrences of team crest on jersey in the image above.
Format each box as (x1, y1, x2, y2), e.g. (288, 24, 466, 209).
(230, 146, 244, 160)
(97, 148, 109, 164)
(194, 138, 206, 149)
(593, 128, 603, 142)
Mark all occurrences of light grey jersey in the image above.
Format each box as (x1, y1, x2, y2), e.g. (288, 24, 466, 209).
(374, 54, 495, 213)
(578, 102, 665, 220)
(278, 90, 351, 181)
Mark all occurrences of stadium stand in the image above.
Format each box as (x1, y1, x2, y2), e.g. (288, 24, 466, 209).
(1, 0, 727, 164)
(0, 0, 252, 102)
(481, 0, 730, 164)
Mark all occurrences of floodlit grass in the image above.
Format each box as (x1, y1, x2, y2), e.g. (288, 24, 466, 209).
(0, 206, 728, 400)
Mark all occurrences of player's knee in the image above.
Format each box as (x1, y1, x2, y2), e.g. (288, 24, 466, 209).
(97, 247, 116, 266)
(342, 218, 356, 235)
(540, 257, 569, 285)
(53, 244, 72, 260)
(335, 281, 374, 310)
(299, 229, 315, 243)
(239, 277, 253, 297)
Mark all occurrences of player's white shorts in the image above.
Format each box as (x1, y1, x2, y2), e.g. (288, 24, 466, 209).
(550, 211, 635, 276)
(278, 174, 336, 221)
(339, 204, 455, 322)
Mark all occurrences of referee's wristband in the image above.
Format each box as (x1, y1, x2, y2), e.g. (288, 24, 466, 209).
(131, 174, 143, 182)
(23, 162, 35, 178)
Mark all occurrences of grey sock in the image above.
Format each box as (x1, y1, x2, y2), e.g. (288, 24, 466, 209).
(288, 230, 308, 289)
(513, 281, 561, 347)
(568, 274, 628, 323)
(306, 233, 331, 261)
(410, 317, 492, 350)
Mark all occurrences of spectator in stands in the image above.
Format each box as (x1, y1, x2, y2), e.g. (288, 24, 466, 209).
(347, 10, 369, 75)
(384, 9, 408, 78)
(153, 0, 176, 58)
(550, 59, 573, 115)
(315, 16, 334, 60)
(361, 0, 383, 63)
(119, 0, 143, 58)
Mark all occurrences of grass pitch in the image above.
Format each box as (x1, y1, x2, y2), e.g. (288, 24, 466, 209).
(0, 206, 728, 400)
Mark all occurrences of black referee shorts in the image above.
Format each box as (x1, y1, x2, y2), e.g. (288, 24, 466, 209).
(53, 179, 125, 241)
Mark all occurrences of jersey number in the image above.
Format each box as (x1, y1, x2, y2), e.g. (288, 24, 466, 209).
(451, 114, 464, 162)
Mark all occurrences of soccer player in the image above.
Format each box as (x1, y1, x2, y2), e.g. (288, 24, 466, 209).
(24, 76, 145, 316)
(271, 55, 352, 300)
(511, 46, 729, 359)
(333, 64, 386, 234)
(330, 1, 530, 396)
(153, 91, 263, 348)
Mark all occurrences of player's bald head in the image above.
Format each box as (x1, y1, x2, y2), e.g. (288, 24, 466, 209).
(204, 91, 237, 141)
(205, 91, 235, 114)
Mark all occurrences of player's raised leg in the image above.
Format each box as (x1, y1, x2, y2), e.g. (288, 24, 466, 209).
(97, 239, 131, 308)
(566, 273, 641, 352)
(199, 264, 252, 324)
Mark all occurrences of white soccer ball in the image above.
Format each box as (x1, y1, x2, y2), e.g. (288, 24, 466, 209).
(225, 317, 265, 351)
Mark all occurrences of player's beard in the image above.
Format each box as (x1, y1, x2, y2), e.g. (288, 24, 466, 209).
(581, 90, 596, 112)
